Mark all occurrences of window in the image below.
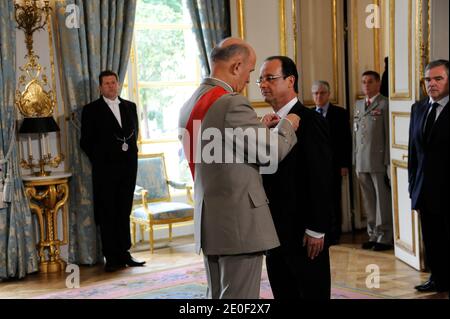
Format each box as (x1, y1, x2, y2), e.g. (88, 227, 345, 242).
(122, 0, 201, 184)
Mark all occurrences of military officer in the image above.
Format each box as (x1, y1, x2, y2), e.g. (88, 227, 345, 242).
(353, 71, 393, 251)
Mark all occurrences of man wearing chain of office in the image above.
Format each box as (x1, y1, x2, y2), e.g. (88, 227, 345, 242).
(81, 70, 145, 272)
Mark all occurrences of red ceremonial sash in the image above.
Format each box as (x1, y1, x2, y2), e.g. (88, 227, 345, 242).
(184, 86, 228, 180)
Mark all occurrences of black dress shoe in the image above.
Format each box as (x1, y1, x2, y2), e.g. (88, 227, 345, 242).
(124, 257, 146, 267)
(362, 241, 377, 249)
(415, 280, 437, 292)
(372, 243, 393, 251)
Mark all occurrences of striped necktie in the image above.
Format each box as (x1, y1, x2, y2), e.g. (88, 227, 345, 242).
(317, 107, 324, 117)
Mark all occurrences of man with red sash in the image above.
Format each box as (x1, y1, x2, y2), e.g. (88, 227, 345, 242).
(178, 37, 300, 299)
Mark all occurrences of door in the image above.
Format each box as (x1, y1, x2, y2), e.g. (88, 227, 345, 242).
(388, 0, 427, 270)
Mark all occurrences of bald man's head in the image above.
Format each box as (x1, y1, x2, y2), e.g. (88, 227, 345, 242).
(210, 38, 252, 64)
(209, 38, 256, 93)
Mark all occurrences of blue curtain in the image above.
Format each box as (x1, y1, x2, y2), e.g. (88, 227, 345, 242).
(54, 0, 137, 264)
(186, 0, 231, 77)
(0, 0, 39, 279)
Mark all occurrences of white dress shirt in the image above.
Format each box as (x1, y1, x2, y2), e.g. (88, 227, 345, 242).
(103, 96, 122, 127)
(275, 97, 298, 118)
(275, 97, 325, 240)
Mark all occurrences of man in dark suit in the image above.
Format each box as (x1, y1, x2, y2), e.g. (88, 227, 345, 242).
(312, 80, 352, 244)
(408, 60, 449, 293)
(259, 56, 333, 299)
(80, 70, 145, 272)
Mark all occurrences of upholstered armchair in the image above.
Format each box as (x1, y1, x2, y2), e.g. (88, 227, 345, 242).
(130, 153, 194, 253)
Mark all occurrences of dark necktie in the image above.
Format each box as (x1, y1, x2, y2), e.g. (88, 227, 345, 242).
(423, 102, 439, 141)
(317, 107, 324, 117)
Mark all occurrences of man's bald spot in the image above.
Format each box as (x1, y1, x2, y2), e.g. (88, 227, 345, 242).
(210, 37, 254, 64)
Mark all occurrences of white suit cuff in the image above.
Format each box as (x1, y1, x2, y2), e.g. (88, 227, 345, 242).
(305, 229, 325, 239)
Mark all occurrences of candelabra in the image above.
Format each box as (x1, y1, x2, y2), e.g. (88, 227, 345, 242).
(19, 117, 64, 177)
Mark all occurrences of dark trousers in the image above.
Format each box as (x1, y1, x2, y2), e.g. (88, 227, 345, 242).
(266, 246, 331, 299)
(420, 207, 449, 291)
(93, 162, 137, 264)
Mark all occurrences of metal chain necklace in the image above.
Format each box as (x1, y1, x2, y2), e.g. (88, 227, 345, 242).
(115, 130, 135, 152)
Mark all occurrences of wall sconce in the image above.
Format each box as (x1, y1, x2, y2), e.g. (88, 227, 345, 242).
(14, 0, 51, 59)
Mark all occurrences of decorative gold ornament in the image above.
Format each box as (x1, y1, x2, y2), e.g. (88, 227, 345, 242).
(14, 0, 55, 118)
(16, 55, 55, 117)
(14, 0, 51, 56)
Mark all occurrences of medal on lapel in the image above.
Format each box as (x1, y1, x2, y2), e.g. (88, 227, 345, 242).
(122, 141, 129, 152)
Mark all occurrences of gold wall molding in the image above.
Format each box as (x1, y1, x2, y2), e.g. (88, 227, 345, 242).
(332, 0, 339, 105)
(50, 1, 69, 169)
(427, 0, 431, 65)
(236, 0, 245, 40)
(352, 0, 359, 99)
(279, 0, 286, 56)
(300, 0, 339, 106)
(389, 0, 412, 100)
(415, 0, 431, 100)
(46, 5, 65, 166)
(235, 0, 288, 108)
(352, 0, 382, 100)
(392, 159, 416, 256)
(391, 112, 410, 150)
(352, 0, 360, 101)
(292, 0, 298, 64)
(46, 13, 58, 122)
(373, 0, 381, 73)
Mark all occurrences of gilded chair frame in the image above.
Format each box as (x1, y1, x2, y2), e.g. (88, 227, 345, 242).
(130, 153, 193, 253)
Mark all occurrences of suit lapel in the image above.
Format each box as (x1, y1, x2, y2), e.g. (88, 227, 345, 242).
(287, 101, 302, 116)
(118, 100, 128, 132)
(428, 101, 449, 141)
(418, 100, 430, 143)
(325, 104, 334, 120)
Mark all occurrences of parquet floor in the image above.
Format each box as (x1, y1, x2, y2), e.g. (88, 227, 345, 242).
(0, 230, 447, 299)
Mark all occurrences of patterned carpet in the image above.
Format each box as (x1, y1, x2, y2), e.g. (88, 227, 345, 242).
(32, 262, 387, 299)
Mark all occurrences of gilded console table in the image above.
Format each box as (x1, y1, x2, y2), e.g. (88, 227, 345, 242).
(22, 172, 72, 273)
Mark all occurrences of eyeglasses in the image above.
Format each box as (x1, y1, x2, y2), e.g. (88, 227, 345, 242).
(256, 74, 288, 85)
